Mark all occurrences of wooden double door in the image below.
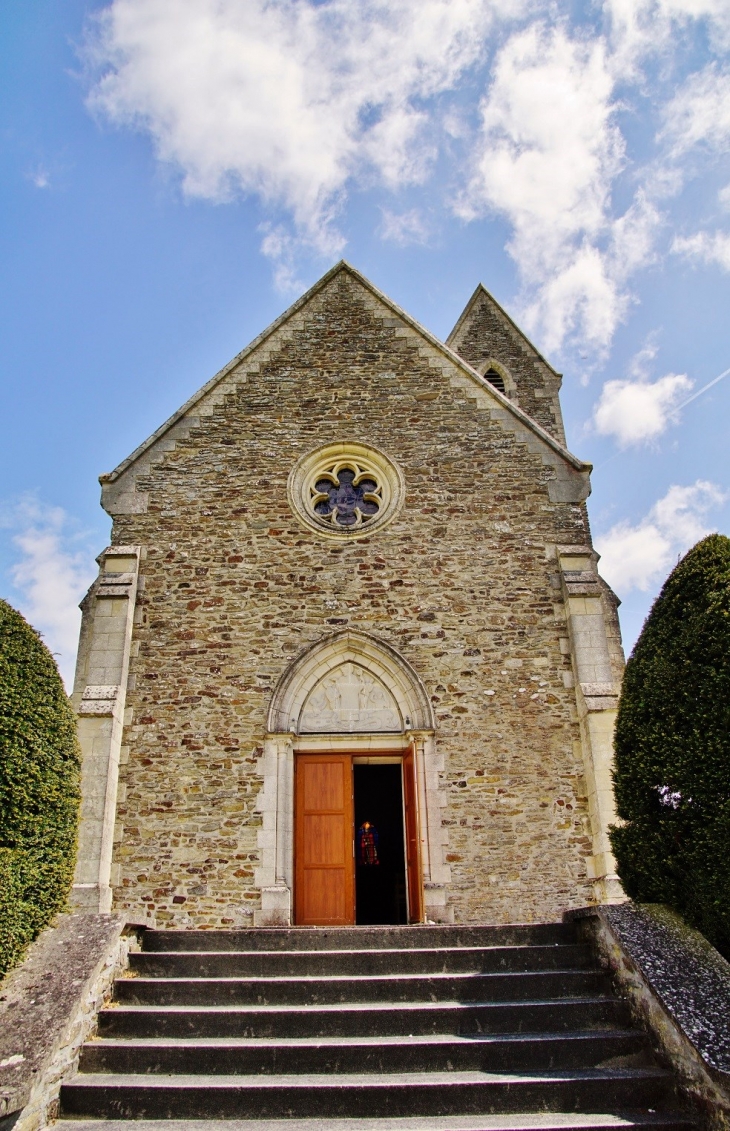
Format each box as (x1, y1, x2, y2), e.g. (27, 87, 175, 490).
(294, 750, 422, 926)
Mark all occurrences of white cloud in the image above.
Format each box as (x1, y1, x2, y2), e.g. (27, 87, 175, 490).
(659, 0, 730, 49)
(259, 224, 312, 295)
(592, 370, 693, 446)
(605, 0, 730, 76)
(626, 336, 660, 380)
(595, 480, 726, 594)
(661, 64, 730, 158)
(379, 208, 430, 246)
(672, 230, 730, 271)
(84, 0, 727, 351)
(458, 24, 659, 354)
(597, 520, 674, 594)
(461, 24, 621, 236)
(86, 0, 520, 256)
(27, 165, 50, 189)
(651, 62, 730, 217)
(1, 499, 97, 690)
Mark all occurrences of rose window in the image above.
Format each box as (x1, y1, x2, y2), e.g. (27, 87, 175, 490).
(312, 465, 382, 529)
(287, 442, 405, 540)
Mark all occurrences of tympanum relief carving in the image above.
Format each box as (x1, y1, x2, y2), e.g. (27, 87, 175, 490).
(299, 662, 402, 733)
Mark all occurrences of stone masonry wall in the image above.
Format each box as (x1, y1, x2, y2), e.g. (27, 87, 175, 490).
(448, 288, 566, 446)
(0, 914, 136, 1131)
(109, 271, 596, 927)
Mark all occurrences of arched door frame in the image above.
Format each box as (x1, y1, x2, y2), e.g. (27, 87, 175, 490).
(254, 630, 452, 926)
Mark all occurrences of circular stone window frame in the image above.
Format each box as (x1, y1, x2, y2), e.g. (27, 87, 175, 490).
(287, 441, 405, 541)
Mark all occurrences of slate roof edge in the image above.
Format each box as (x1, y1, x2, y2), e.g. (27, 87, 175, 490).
(101, 261, 589, 485)
(446, 281, 563, 380)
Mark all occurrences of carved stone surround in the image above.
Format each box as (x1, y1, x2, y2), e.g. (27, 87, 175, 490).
(255, 630, 452, 926)
(287, 441, 405, 541)
(300, 662, 401, 733)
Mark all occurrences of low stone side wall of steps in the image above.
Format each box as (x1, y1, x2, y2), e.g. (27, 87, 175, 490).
(56, 922, 695, 1131)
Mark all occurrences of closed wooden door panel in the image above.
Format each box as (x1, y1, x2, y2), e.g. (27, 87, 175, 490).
(299, 871, 347, 924)
(295, 754, 354, 926)
(303, 814, 346, 866)
(303, 762, 344, 811)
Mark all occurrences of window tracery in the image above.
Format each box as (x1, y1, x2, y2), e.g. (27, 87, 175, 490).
(287, 442, 405, 540)
(312, 464, 382, 529)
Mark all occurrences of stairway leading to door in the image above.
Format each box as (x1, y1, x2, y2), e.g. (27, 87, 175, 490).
(59, 922, 693, 1131)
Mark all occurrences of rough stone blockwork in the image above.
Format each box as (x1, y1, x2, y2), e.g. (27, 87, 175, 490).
(0, 914, 138, 1131)
(446, 286, 566, 445)
(106, 271, 601, 928)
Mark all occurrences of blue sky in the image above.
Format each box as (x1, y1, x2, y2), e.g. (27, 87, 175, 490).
(1, 0, 729, 687)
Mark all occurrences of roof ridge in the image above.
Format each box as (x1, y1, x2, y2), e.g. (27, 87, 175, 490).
(101, 262, 586, 486)
(446, 282, 562, 380)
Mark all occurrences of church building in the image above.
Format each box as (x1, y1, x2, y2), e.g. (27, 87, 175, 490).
(70, 262, 625, 930)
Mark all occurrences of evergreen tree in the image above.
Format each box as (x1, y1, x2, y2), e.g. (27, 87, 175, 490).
(610, 534, 730, 957)
(0, 599, 81, 978)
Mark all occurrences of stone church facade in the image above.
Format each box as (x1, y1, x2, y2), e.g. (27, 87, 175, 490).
(70, 262, 625, 930)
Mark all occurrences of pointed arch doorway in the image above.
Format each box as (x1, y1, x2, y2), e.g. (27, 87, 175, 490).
(255, 631, 447, 927)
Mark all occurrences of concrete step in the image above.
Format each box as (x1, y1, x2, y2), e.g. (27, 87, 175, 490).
(57, 1117, 697, 1131)
(60, 1067, 675, 1120)
(142, 925, 576, 953)
(97, 996, 633, 1040)
(114, 970, 610, 1008)
(130, 945, 593, 979)
(79, 1030, 651, 1076)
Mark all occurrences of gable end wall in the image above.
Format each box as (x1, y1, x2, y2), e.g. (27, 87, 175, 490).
(72, 270, 620, 927)
(448, 289, 567, 446)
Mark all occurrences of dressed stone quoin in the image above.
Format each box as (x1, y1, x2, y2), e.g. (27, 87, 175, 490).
(70, 261, 625, 928)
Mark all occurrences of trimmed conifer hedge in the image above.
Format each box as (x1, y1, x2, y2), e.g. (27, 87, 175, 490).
(610, 533, 730, 959)
(0, 599, 81, 979)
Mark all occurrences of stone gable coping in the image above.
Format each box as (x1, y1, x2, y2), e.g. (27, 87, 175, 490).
(99, 262, 591, 517)
(446, 281, 562, 379)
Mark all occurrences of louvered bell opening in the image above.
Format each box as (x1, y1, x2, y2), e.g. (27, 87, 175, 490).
(485, 367, 506, 394)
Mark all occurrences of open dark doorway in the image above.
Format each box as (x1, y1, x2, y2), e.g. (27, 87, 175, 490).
(354, 762, 408, 925)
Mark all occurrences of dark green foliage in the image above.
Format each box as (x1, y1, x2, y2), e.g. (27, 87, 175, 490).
(610, 534, 730, 958)
(0, 599, 81, 978)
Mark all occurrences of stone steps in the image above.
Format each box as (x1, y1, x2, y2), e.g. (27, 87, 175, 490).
(141, 925, 573, 951)
(129, 944, 593, 978)
(58, 922, 694, 1126)
(79, 1029, 650, 1075)
(58, 1116, 695, 1131)
(96, 998, 634, 1039)
(114, 970, 611, 1007)
(61, 1067, 675, 1120)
